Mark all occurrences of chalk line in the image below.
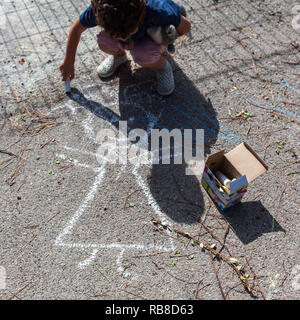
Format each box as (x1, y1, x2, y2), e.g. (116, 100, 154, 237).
(78, 249, 99, 269)
(170, 105, 237, 145)
(235, 90, 300, 119)
(55, 153, 100, 172)
(64, 146, 96, 158)
(53, 82, 175, 276)
(50, 103, 79, 115)
(55, 167, 106, 246)
(191, 105, 242, 144)
(270, 76, 300, 96)
(132, 164, 176, 245)
(117, 248, 133, 279)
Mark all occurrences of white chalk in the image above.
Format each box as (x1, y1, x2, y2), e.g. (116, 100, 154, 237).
(65, 78, 71, 93)
(215, 170, 231, 188)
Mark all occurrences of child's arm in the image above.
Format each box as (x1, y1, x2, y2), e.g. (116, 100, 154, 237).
(59, 18, 87, 81)
(176, 15, 191, 36)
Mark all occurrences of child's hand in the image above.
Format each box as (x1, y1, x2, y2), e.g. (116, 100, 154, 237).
(59, 61, 75, 82)
(176, 15, 191, 37)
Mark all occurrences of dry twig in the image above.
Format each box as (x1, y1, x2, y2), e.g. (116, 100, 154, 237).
(151, 218, 262, 297)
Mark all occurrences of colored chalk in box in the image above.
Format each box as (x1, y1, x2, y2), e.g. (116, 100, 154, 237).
(201, 142, 268, 212)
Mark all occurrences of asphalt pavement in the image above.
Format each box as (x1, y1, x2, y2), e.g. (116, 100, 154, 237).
(0, 0, 299, 300)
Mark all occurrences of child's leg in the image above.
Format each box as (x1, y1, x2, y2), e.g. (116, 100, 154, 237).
(97, 31, 128, 77)
(130, 38, 167, 68)
(139, 55, 166, 70)
(131, 38, 174, 95)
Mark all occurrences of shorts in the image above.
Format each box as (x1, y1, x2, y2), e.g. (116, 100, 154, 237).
(97, 31, 167, 65)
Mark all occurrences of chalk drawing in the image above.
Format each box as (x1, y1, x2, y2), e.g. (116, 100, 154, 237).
(233, 76, 300, 120)
(170, 105, 239, 145)
(50, 82, 176, 278)
(270, 76, 300, 96)
(190, 105, 242, 145)
(235, 90, 300, 119)
(117, 249, 133, 279)
(50, 81, 239, 278)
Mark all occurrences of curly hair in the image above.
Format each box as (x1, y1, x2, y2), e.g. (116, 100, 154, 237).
(91, 0, 146, 39)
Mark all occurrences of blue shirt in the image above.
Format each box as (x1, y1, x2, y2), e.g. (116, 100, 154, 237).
(79, 0, 182, 40)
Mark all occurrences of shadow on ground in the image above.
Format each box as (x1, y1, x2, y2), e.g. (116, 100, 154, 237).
(66, 55, 284, 240)
(222, 200, 286, 244)
(118, 56, 220, 224)
(68, 55, 217, 224)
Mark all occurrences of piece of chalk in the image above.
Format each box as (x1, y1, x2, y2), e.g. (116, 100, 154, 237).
(215, 170, 231, 188)
(65, 78, 71, 93)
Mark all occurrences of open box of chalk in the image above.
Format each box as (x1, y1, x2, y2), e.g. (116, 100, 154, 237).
(201, 142, 268, 212)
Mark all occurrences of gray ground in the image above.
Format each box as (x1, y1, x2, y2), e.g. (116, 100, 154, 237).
(0, 0, 299, 300)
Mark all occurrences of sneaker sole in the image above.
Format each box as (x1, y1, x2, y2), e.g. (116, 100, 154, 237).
(98, 68, 118, 78)
(97, 58, 128, 78)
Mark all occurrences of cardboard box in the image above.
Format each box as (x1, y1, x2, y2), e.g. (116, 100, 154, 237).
(201, 142, 268, 212)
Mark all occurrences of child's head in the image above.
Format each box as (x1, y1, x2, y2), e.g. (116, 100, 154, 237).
(91, 0, 146, 40)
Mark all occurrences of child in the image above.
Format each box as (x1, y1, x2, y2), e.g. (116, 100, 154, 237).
(59, 0, 191, 96)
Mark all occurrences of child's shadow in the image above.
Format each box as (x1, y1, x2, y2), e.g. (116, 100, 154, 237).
(69, 55, 220, 224)
(68, 55, 284, 241)
(117, 59, 221, 224)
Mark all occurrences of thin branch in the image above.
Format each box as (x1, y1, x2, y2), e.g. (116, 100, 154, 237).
(209, 251, 226, 300)
(151, 218, 254, 295)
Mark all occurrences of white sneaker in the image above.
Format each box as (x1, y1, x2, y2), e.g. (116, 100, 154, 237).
(97, 54, 128, 78)
(155, 60, 175, 96)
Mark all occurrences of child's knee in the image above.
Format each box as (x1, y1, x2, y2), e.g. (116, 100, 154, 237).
(97, 31, 123, 54)
(131, 41, 166, 66)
